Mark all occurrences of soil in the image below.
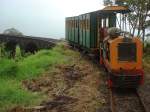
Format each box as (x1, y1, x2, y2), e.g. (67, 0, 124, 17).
(10, 52, 107, 112)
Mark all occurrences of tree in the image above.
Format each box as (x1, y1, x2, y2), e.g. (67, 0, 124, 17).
(3, 28, 23, 36)
(114, 0, 150, 42)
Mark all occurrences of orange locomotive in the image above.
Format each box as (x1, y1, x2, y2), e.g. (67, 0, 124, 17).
(100, 29, 144, 88)
(66, 6, 144, 88)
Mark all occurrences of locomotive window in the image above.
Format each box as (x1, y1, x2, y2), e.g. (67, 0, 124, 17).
(118, 43, 136, 61)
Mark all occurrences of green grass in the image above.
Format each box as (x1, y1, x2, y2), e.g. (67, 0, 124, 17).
(0, 43, 80, 111)
(0, 79, 43, 112)
(0, 59, 17, 78)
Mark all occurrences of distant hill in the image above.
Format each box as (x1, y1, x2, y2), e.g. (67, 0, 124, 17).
(3, 28, 23, 36)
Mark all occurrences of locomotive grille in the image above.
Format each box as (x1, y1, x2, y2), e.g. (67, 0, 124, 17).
(118, 43, 136, 61)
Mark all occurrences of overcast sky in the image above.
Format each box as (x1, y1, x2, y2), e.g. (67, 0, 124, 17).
(0, 0, 104, 39)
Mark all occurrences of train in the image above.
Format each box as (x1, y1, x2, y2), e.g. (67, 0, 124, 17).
(65, 6, 144, 88)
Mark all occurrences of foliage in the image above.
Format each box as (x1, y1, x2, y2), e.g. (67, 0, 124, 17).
(15, 45, 22, 61)
(115, 0, 150, 41)
(104, 0, 150, 41)
(0, 43, 5, 57)
(0, 59, 17, 77)
(115, 0, 125, 5)
(0, 44, 22, 59)
(144, 40, 150, 55)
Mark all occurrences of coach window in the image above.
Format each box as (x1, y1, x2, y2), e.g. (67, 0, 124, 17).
(69, 20, 71, 28)
(81, 20, 82, 29)
(101, 19, 104, 28)
(86, 19, 87, 30)
(102, 18, 107, 28)
(99, 19, 101, 28)
(85, 19, 86, 30)
(73, 20, 75, 28)
(83, 19, 85, 30)
(70, 20, 72, 28)
(106, 18, 109, 27)
(83, 20, 85, 29)
(73, 20, 74, 28)
(71, 20, 72, 28)
(87, 19, 89, 30)
(84, 19, 86, 30)
(76, 20, 77, 28)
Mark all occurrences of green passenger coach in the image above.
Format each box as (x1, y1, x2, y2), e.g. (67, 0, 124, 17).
(65, 7, 117, 52)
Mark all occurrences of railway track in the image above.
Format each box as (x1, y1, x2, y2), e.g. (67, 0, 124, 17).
(110, 88, 148, 112)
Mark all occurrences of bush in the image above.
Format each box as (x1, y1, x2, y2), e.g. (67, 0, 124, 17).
(15, 45, 22, 61)
(144, 42, 150, 55)
(0, 43, 6, 57)
(0, 59, 17, 77)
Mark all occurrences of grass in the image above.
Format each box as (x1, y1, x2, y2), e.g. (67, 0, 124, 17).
(0, 59, 17, 78)
(0, 79, 42, 111)
(0, 42, 79, 112)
